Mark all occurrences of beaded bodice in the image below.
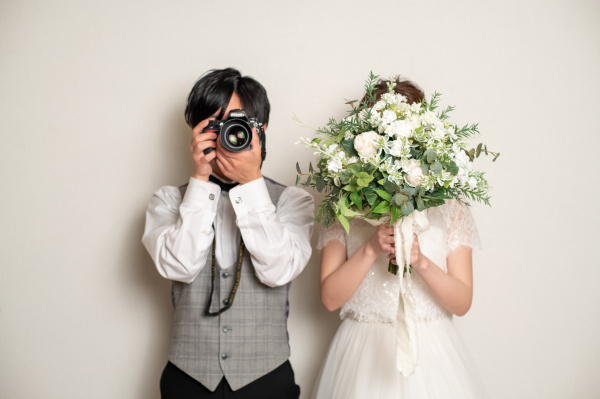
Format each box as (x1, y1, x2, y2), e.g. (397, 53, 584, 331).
(318, 201, 480, 324)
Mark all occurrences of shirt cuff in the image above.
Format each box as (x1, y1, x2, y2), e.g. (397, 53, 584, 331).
(180, 176, 221, 211)
(228, 177, 273, 213)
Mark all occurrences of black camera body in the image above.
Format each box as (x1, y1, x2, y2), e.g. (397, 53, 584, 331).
(202, 109, 265, 160)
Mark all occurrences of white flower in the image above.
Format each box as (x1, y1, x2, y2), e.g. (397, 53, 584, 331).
(381, 93, 396, 104)
(344, 130, 354, 140)
(327, 158, 343, 173)
(372, 101, 386, 112)
(381, 110, 397, 124)
(389, 140, 404, 157)
(401, 159, 425, 187)
(347, 156, 359, 164)
(354, 131, 381, 158)
(467, 176, 478, 190)
(410, 102, 422, 112)
(387, 119, 413, 138)
(421, 110, 438, 125)
(410, 114, 422, 129)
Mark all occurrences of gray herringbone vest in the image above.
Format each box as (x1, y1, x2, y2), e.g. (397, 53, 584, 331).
(169, 177, 289, 391)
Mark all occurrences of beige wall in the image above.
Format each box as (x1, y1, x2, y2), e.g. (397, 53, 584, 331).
(1, 0, 599, 398)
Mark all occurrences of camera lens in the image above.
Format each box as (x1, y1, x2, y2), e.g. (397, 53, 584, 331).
(227, 130, 248, 146)
(221, 122, 252, 152)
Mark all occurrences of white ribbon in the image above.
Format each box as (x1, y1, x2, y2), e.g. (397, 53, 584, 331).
(393, 211, 429, 376)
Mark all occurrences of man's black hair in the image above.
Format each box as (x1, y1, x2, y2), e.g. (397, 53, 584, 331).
(185, 68, 270, 128)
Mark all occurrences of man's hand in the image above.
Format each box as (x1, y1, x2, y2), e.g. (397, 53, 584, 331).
(215, 128, 263, 184)
(190, 120, 218, 181)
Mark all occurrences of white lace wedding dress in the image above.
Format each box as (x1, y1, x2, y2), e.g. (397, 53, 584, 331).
(311, 201, 488, 399)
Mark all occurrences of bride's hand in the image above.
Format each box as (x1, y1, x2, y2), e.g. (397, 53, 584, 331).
(409, 234, 423, 268)
(366, 224, 395, 256)
(387, 234, 423, 266)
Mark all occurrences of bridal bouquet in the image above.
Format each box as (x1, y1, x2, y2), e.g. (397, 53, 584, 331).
(296, 72, 498, 274)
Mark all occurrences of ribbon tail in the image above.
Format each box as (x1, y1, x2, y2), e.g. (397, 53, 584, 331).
(394, 216, 418, 376)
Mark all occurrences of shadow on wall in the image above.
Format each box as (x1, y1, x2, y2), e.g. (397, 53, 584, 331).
(123, 104, 192, 399)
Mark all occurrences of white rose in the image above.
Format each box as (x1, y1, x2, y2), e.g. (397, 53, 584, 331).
(402, 159, 425, 187)
(327, 158, 343, 173)
(381, 110, 397, 124)
(354, 131, 381, 158)
(387, 119, 413, 138)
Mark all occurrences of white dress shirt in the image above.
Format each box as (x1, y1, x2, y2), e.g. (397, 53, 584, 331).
(142, 176, 314, 287)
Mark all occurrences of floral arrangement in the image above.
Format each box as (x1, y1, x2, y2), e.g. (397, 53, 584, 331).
(296, 73, 498, 272)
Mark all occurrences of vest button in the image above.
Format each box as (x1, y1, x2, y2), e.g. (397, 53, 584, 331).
(222, 299, 229, 305)
(222, 272, 230, 278)
(221, 353, 228, 360)
(222, 326, 229, 333)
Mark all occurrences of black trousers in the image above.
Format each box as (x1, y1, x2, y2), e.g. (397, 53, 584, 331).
(160, 360, 300, 399)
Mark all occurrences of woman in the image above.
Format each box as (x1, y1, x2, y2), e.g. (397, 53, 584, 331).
(311, 78, 488, 398)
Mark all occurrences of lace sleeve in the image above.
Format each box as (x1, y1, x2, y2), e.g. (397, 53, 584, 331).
(440, 200, 481, 253)
(316, 221, 347, 250)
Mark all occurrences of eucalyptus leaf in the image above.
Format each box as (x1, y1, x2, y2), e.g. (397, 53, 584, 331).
(431, 160, 442, 174)
(416, 197, 425, 211)
(316, 177, 325, 192)
(392, 193, 409, 206)
(296, 162, 301, 173)
(400, 201, 415, 216)
(424, 148, 437, 163)
(400, 186, 416, 196)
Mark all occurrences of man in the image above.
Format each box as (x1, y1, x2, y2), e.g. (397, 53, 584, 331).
(142, 68, 314, 398)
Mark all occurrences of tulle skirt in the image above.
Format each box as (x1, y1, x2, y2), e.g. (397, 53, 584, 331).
(311, 318, 488, 399)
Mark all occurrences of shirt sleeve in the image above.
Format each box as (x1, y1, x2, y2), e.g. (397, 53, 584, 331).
(229, 178, 314, 287)
(141, 177, 220, 283)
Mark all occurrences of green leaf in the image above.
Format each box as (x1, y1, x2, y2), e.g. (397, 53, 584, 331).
(391, 205, 402, 225)
(371, 201, 391, 214)
(349, 190, 363, 211)
(375, 189, 392, 201)
(323, 137, 335, 147)
(446, 160, 459, 175)
(336, 127, 346, 143)
(340, 206, 363, 218)
(383, 178, 399, 193)
(296, 162, 301, 174)
(421, 163, 429, 175)
(476, 143, 482, 158)
(356, 172, 373, 187)
(348, 164, 362, 174)
(365, 192, 377, 206)
(340, 139, 359, 157)
(295, 175, 300, 185)
(364, 163, 377, 175)
(337, 214, 350, 234)
(340, 169, 354, 184)
(309, 162, 314, 173)
(316, 177, 325, 192)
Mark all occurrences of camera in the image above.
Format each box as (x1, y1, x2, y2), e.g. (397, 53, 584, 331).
(202, 109, 263, 154)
